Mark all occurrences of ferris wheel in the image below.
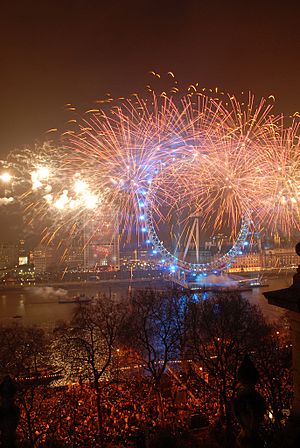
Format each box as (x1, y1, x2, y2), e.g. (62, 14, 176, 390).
(145, 204, 250, 274)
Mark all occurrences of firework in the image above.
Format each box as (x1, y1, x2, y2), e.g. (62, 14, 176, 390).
(2, 87, 299, 266)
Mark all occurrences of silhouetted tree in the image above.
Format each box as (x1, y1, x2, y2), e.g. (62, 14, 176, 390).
(122, 289, 187, 421)
(255, 318, 292, 434)
(0, 325, 48, 380)
(187, 293, 270, 429)
(0, 324, 53, 447)
(54, 297, 125, 446)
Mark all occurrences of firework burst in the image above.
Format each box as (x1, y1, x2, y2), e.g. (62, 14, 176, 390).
(1, 87, 299, 263)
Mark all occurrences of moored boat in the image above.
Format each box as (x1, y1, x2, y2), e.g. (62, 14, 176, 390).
(58, 294, 92, 304)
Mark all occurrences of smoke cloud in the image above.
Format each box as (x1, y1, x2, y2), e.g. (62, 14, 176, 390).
(0, 197, 14, 205)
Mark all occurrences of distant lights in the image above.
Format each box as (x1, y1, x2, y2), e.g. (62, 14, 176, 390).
(141, 227, 147, 233)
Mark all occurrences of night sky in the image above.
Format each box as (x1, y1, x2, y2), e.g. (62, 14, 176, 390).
(0, 0, 299, 157)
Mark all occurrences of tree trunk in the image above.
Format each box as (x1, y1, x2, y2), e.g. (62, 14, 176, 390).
(94, 378, 104, 447)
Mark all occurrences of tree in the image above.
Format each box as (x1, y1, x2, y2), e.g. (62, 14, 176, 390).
(255, 318, 292, 434)
(0, 325, 48, 380)
(121, 289, 186, 421)
(0, 324, 53, 447)
(54, 297, 125, 446)
(187, 293, 270, 428)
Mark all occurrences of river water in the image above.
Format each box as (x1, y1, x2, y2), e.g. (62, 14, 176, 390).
(0, 275, 293, 329)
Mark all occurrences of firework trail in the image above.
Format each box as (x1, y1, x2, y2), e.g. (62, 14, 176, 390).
(1, 86, 299, 262)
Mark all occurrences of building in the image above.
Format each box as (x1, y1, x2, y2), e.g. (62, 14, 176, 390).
(33, 245, 56, 273)
(83, 211, 120, 270)
(228, 252, 263, 273)
(263, 248, 299, 270)
(228, 247, 299, 273)
(0, 242, 19, 269)
(18, 239, 29, 266)
(63, 240, 84, 270)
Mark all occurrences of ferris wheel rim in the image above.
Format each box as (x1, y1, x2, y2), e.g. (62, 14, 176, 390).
(144, 206, 251, 273)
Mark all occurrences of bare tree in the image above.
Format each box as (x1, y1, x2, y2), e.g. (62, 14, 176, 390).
(0, 324, 53, 447)
(255, 318, 292, 433)
(54, 297, 125, 446)
(121, 289, 186, 421)
(187, 293, 270, 428)
(0, 325, 48, 380)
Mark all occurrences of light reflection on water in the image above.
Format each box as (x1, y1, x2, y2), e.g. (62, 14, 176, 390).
(0, 276, 293, 328)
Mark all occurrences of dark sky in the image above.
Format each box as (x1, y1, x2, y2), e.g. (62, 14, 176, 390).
(0, 0, 299, 157)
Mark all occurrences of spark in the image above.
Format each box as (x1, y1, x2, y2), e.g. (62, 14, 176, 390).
(3, 88, 300, 254)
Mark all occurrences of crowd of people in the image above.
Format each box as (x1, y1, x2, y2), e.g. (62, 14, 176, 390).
(16, 372, 215, 447)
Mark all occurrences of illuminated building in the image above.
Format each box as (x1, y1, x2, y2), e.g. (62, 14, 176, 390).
(60, 235, 85, 270)
(0, 242, 19, 269)
(228, 253, 263, 272)
(263, 248, 299, 269)
(64, 245, 84, 270)
(18, 239, 28, 266)
(33, 245, 56, 273)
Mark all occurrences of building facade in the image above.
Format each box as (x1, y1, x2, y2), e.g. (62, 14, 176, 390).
(33, 245, 56, 273)
(0, 242, 19, 269)
(263, 248, 299, 270)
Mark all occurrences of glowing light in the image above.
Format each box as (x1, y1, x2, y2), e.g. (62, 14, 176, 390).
(54, 190, 69, 210)
(3, 87, 300, 263)
(74, 179, 88, 194)
(31, 166, 50, 190)
(83, 193, 98, 210)
(43, 194, 53, 203)
(0, 172, 12, 183)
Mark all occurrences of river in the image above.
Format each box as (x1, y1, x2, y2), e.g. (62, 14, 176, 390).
(0, 275, 293, 329)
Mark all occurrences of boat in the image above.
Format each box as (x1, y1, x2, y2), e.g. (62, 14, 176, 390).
(58, 294, 92, 304)
(237, 275, 269, 289)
